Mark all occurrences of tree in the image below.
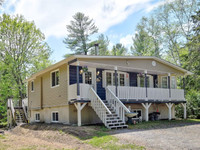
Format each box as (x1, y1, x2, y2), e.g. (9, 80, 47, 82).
(0, 14, 52, 107)
(111, 43, 127, 56)
(64, 12, 98, 55)
(131, 17, 162, 57)
(90, 34, 110, 55)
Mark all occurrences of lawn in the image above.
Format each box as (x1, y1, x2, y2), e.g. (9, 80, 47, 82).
(128, 119, 200, 129)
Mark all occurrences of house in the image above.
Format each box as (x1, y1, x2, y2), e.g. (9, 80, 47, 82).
(25, 55, 192, 129)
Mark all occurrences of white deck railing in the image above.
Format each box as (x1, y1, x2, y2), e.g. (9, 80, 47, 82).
(106, 87, 130, 122)
(68, 83, 91, 100)
(107, 86, 185, 101)
(89, 87, 111, 126)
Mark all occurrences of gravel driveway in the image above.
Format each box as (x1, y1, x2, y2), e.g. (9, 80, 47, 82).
(111, 124, 200, 150)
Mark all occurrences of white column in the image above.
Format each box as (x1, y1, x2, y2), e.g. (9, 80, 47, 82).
(181, 103, 187, 119)
(166, 103, 173, 120)
(142, 103, 152, 121)
(74, 103, 87, 126)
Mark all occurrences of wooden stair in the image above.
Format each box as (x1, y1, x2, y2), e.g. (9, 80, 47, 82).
(103, 100, 128, 129)
(15, 109, 27, 125)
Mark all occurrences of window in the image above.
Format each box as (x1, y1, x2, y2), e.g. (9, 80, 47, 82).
(51, 70, 59, 87)
(171, 76, 176, 89)
(161, 76, 168, 88)
(85, 71, 92, 85)
(120, 74, 125, 86)
(52, 112, 59, 122)
(31, 81, 34, 92)
(106, 72, 112, 86)
(105, 71, 126, 87)
(138, 76, 150, 87)
(132, 109, 142, 119)
(35, 113, 40, 122)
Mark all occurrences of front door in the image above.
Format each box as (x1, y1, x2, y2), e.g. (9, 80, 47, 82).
(83, 67, 96, 91)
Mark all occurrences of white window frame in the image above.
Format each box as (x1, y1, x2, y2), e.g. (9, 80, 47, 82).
(104, 70, 129, 87)
(31, 80, 34, 92)
(171, 76, 176, 89)
(51, 111, 59, 123)
(35, 113, 40, 122)
(50, 69, 60, 88)
(137, 75, 153, 88)
(161, 76, 168, 89)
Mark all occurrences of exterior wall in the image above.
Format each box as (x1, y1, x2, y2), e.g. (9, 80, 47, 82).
(78, 58, 183, 75)
(28, 77, 41, 109)
(69, 104, 102, 125)
(125, 103, 175, 120)
(30, 105, 69, 124)
(69, 65, 82, 85)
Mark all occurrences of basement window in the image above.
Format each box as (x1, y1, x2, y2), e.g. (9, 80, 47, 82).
(52, 112, 59, 122)
(35, 113, 40, 122)
(51, 70, 59, 87)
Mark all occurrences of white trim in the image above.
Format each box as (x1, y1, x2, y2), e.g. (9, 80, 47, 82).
(51, 111, 59, 123)
(137, 75, 153, 88)
(35, 113, 40, 122)
(103, 70, 128, 87)
(161, 76, 168, 89)
(50, 69, 60, 88)
(82, 67, 96, 91)
(31, 80, 34, 92)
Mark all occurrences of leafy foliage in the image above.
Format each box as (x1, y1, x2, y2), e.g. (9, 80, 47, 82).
(64, 12, 98, 55)
(0, 14, 52, 122)
(111, 43, 127, 56)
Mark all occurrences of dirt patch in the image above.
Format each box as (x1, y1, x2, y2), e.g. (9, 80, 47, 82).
(1, 124, 101, 150)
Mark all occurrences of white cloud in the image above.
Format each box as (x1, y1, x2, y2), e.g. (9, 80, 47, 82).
(3, 0, 161, 39)
(120, 34, 134, 48)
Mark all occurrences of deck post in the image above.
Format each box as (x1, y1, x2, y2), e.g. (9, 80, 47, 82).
(183, 76, 185, 97)
(114, 66, 118, 97)
(142, 103, 151, 121)
(181, 103, 187, 119)
(166, 103, 173, 120)
(168, 73, 171, 99)
(76, 61, 80, 100)
(144, 70, 148, 98)
(74, 103, 87, 126)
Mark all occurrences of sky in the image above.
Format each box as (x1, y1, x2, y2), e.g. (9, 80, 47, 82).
(1, 0, 165, 62)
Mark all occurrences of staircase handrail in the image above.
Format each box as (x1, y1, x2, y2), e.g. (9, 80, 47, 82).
(22, 99, 28, 121)
(106, 87, 130, 113)
(8, 99, 16, 123)
(90, 87, 112, 114)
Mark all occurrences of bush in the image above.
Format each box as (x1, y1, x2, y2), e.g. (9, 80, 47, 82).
(176, 90, 200, 119)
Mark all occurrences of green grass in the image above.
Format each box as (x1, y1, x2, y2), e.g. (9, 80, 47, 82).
(128, 119, 200, 130)
(86, 130, 145, 150)
(0, 135, 5, 139)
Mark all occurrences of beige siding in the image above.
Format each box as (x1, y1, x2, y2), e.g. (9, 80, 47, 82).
(30, 105, 69, 124)
(125, 103, 175, 120)
(42, 64, 68, 107)
(69, 104, 102, 125)
(28, 78, 41, 109)
(78, 58, 184, 75)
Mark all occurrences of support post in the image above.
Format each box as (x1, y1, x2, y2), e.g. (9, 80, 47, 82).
(74, 103, 87, 126)
(181, 103, 187, 119)
(114, 66, 118, 97)
(142, 103, 152, 121)
(183, 76, 185, 97)
(76, 61, 80, 100)
(144, 70, 148, 98)
(168, 73, 171, 99)
(166, 103, 173, 120)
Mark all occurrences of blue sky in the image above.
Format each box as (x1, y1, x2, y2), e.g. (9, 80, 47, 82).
(1, 0, 164, 62)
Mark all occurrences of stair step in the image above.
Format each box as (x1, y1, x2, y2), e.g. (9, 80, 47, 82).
(107, 122, 126, 126)
(109, 125, 128, 129)
(106, 120, 123, 123)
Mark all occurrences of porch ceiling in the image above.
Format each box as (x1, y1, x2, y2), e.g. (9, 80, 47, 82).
(71, 61, 180, 75)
